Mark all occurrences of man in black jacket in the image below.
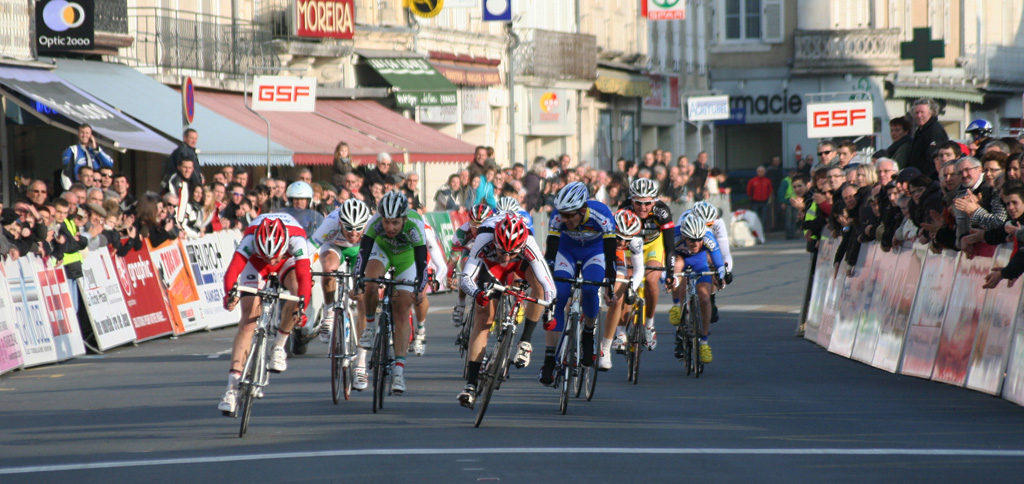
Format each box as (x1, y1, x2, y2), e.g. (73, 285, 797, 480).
(907, 99, 949, 178)
(163, 128, 203, 188)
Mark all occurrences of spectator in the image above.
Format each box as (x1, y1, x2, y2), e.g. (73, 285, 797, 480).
(468, 146, 500, 179)
(295, 167, 313, 184)
(78, 166, 96, 188)
(747, 166, 773, 230)
(162, 158, 195, 197)
(815, 140, 838, 169)
(434, 174, 463, 211)
(198, 185, 218, 232)
(136, 192, 175, 246)
(557, 154, 573, 175)
(331, 141, 354, 189)
(951, 156, 992, 250)
(1008, 153, 1023, 182)
(60, 123, 114, 190)
(233, 169, 249, 190)
(957, 152, 1009, 235)
(887, 117, 913, 166)
(163, 128, 203, 188)
(180, 184, 206, 237)
(24, 180, 50, 212)
(661, 150, 673, 167)
(97, 167, 114, 191)
(360, 152, 397, 197)
(908, 99, 949, 178)
(785, 173, 810, 239)
(522, 159, 545, 211)
(402, 172, 422, 211)
(691, 151, 710, 190)
(476, 168, 497, 209)
(53, 196, 88, 312)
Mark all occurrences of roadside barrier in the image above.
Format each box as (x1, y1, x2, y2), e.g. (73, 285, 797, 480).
(803, 239, 1024, 406)
(0, 211, 470, 376)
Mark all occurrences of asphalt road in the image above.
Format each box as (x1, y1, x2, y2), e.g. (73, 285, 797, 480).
(3, 238, 1024, 483)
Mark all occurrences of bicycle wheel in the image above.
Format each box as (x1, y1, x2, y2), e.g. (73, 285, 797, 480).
(371, 316, 389, 413)
(458, 305, 475, 358)
(582, 312, 601, 401)
(560, 329, 576, 414)
(474, 327, 512, 427)
(569, 313, 584, 398)
(630, 299, 645, 385)
(330, 306, 346, 404)
(690, 298, 704, 378)
(238, 332, 264, 438)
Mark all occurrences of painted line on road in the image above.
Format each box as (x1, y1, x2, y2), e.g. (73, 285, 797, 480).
(734, 248, 808, 256)
(4, 447, 1024, 475)
(430, 305, 799, 314)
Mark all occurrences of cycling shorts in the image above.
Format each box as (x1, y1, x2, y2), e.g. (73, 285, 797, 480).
(367, 241, 417, 292)
(319, 243, 360, 269)
(643, 233, 665, 265)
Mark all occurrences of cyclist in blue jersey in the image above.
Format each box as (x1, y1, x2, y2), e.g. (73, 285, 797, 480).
(496, 196, 534, 234)
(672, 201, 733, 325)
(670, 214, 726, 364)
(541, 181, 618, 385)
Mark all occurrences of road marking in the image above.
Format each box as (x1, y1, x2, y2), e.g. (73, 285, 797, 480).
(734, 248, 808, 256)
(4, 447, 1024, 475)
(654, 304, 799, 313)
(10, 374, 64, 379)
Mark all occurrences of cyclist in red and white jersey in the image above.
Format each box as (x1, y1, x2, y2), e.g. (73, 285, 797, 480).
(600, 209, 645, 370)
(447, 204, 494, 326)
(218, 213, 312, 415)
(456, 213, 556, 407)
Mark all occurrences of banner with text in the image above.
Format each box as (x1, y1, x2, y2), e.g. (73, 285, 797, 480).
(148, 239, 205, 335)
(110, 244, 174, 342)
(182, 233, 239, 329)
(4, 258, 57, 367)
(0, 264, 24, 375)
(31, 256, 85, 361)
(79, 250, 136, 351)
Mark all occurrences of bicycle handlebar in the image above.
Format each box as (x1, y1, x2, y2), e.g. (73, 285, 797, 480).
(361, 277, 418, 286)
(552, 276, 612, 289)
(236, 285, 302, 302)
(673, 271, 719, 279)
(487, 282, 552, 307)
(311, 271, 355, 278)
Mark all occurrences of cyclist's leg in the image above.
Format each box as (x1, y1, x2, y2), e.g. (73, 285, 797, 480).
(697, 282, 713, 336)
(545, 246, 576, 383)
(579, 248, 605, 366)
(321, 247, 342, 306)
(602, 278, 627, 356)
(361, 243, 389, 327)
(279, 263, 301, 336)
(228, 297, 259, 376)
(642, 237, 664, 330)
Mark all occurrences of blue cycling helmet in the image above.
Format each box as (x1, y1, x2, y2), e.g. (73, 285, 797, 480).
(965, 119, 993, 140)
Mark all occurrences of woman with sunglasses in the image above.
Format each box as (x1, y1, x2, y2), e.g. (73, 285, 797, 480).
(456, 213, 556, 407)
(619, 178, 675, 350)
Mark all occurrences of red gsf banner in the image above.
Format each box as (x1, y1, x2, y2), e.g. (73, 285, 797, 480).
(294, 0, 354, 39)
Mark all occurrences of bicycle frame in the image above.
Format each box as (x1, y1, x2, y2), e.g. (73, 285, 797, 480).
(552, 260, 610, 414)
(361, 271, 417, 413)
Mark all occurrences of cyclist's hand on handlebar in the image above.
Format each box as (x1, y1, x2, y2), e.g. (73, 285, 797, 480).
(724, 271, 733, 285)
(665, 274, 677, 291)
(474, 289, 490, 307)
(223, 286, 239, 311)
(624, 288, 636, 306)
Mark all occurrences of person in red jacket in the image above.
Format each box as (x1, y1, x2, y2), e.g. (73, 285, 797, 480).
(747, 166, 774, 231)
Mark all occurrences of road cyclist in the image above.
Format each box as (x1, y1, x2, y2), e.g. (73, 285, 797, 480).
(670, 213, 726, 367)
(673, 200, 733, 325)
(447, 204, 496, 328)
(218, 214, 312, 415)
(409, 219, 448, 357)
(598, 208, 645, 371)
(349, 190, 428, 395)
(456, 212, 556, 408)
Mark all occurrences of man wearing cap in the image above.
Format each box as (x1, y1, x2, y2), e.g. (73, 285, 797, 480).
(907, 99, 949, 178)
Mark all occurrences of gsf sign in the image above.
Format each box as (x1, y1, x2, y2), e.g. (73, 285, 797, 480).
(805, 100, 873, 138)
(251, 76, 317, 112)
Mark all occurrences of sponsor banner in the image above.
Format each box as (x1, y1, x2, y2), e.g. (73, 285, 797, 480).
(148, 239, 206, 335)
(4, 258, 57, 367)
(182, 236, 236, 329)
(804, 237, 838, 343)
(36, 0, 94, 52)
(815, 259, 845, 348)
(110, 244, 174, 342)
(208, 232, 243, 329)
(251, 76, 317, 112)
(851, 244, 897, 364)
(931, 249, 994, 385)
(806, 100, 873, 138)
(31, 256, 85, 360)
(79, 250, 136, 351)
(644, 0, 685, 20)
(967, 245, 1022, 395)
(424, 211, 456, 262)
(0, 264, 25, 375)
(900, 249, 959, 379)
(829, 246, 874, 357)
(1002, 281, 1024, 404)
(872, 243, 925, 372)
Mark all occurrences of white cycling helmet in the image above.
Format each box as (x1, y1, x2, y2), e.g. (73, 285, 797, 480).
(679, 213, 707, 240)
(286, 181, 313, 199)
(629, 178, 659, 199)
(614, 209, 642, 238)
(378, 190, 408, 219)
(554, 181, 589, 212)
(692, 201, 718, 223)
(496, 196, 521, 213)
(339, 198, 371, 231)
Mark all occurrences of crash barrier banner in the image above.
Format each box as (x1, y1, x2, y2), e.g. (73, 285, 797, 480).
(3, 256, 86, 368)
(148, 239, 206, 335)
(0, 264, 25, 375)
(111, 242, 175, 342)
(182, 232, 241, 330)
(805, 240, 1024, 406)
(31, 256, 86, 361)
(79, 249, 138, 351)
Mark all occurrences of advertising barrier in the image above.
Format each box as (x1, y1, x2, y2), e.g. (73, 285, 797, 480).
(0, 263, 24, 375)
(901, 249, 959, 378)
(148, 239, 205, 334)
(31, 256, 85, 360)
(829, 246, 873, 357)
(79, 249, 136, 351)
(182, 233, 240, 329)
(966, 245, 1021, 395)
(932, 245, 996, 385)
(4, 258, 58, 367)
(872, 243, 925, 373)
(803, 237, 838, 343)
(850, 243, 896, 364)
(111, 243, 175, 342)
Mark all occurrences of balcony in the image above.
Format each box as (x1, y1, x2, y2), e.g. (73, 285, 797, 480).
(0, 0, 32, 60)
(791, 29, 901, 76)
(961, 44, 1024, 89)
(514, 28, 597, 82)
(125, 7, 280, 83)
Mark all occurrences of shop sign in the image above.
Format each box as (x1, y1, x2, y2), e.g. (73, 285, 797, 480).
(688, 95, 731, 121)
(730, 89, 802, 116)
(462, 89, 488, 125)
(294, 0, 354, 39)
(643, 0, 685, 20)
(806, 100, 873, 138)
(251, 76, 317, 112)
(36, 0, 94, 52)
(528, 88, 573, 136)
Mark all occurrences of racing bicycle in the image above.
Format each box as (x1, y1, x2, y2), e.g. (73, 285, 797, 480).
(673, 267, 719, 378)
(552, 261, 610, 414)
(311, 269, 359, 403)
(361, 270, 417, 413)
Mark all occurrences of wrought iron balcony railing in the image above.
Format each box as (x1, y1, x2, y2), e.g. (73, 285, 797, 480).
(792, 28, 901, 75)
(962, 44, 1024, 87)
(95, 0, 128, 34)
(514, 28, 597, 81)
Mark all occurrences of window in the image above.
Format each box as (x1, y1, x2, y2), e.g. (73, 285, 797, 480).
(620, 112, 636, 163)
(725, 0, 762, 41)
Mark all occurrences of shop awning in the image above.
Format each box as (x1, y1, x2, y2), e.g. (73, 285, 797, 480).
(430, 61, 502, 86)
(50, 58, 293, 166)
(361, 56, 458, 108)
(187, 90, 403, 166)
(594, 67, 653, 98)
(0, 65, 176, 154)
(892, 86, 985, 104)
(316, 100, 475, 163)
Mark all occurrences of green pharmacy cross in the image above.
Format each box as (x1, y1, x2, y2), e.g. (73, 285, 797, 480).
(901, 27, 944, 72)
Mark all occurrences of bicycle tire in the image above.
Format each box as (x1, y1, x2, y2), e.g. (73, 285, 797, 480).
(624, 305, 637, 382)
(690, 298, 703, 378)
(330, 306, 345, 404)
(569, 308, 584, 398)
(344, 312, 357, 400)
(631, 299, 645, 385)
(474, 326, 512, 427)
(560, 326, 576, 414)
(582, 312, 600, 400)
(371, 316, 388, 413)
(238, 331, 264, 438)
(458, 305, 475, 359)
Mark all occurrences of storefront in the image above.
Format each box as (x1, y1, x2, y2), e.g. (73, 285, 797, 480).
(517, 86, 578, 164)
(585, 66, 652, 170)
(641, 73, 681, 160)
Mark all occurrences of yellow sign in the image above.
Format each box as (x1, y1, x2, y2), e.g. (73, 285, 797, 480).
(408, 0, 443, 18)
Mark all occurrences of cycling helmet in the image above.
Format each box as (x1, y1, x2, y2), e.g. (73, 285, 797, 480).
(494, 213, 529, 254)
(679, 213, 707, 241)
(554, 181, 589, 212)
(377, 190, 408, 219)
(285, 181, 313, 199)
(629, 178, 659, 199)
(496, 196, 521, 213)
(614, 209, 642, 239)
(469, 204, 494, 226)
(254, 217, 288, 259)
(965, 119, 993, 139)
(338, 199, 371, 231)
(692, 201, 719, 224)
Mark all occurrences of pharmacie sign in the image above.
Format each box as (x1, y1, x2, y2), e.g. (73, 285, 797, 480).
(251, 76, 318, 112)
(36, 0, 94, 52)
(294, 0, 354, 39)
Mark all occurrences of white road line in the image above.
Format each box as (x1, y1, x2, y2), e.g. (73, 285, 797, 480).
(734, 249, 808, 256)
(3, 447, 1024, 474)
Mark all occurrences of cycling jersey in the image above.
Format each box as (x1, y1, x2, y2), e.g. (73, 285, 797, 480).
(310, 207, 362, 267)
(354, 210, 429, 293)
(614, 236, 645, 294)
(459, 216, 555, 302)
(546, 199, 617, 331)
(620, 197, 675, 268)
(223, 212, 312, 307)
(275, 206, 324, 242)
(673, 225, 725, 285)
(549, 199, 616, 245)
(677, 210, 733, 271)
(423, 222, 448, 283)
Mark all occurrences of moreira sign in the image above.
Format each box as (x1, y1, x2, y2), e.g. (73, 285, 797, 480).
(251, 76, 317, 112)
(294, 0, 354, 39)
(806, 101, 873, 138)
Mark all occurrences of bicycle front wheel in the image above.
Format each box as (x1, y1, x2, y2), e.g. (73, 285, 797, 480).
(238, 332, 265, 437)
(474, 327, 513, 427)
(330, 306, 346, 404)
(630, 300, 645, 385)
(690, 298, 704, 378)
(371, 317, 389, 413)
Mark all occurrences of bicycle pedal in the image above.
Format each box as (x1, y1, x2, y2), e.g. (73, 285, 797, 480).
(221, 410, 234, 418)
